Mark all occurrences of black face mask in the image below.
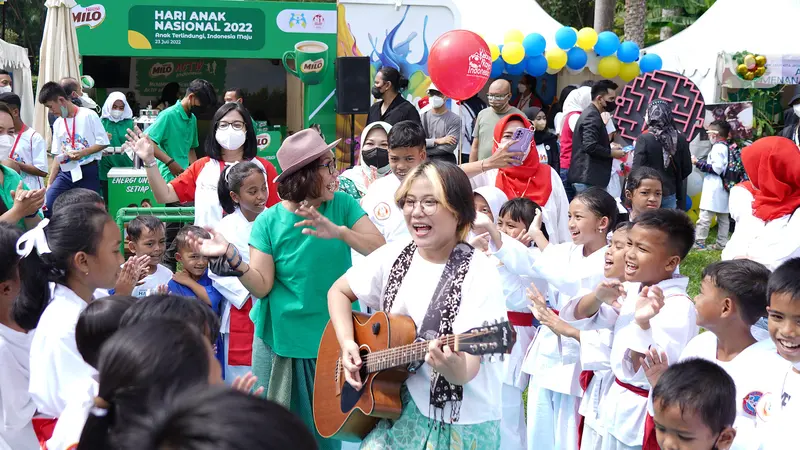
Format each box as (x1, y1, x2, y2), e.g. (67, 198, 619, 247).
(362, 147, 389, 169)
(604, 99, 617, 113)
(371, 86, 384, 100)
(191, 104, 208, 116)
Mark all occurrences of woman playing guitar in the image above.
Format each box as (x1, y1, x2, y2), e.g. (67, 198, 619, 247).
(328, 160, 506, 449)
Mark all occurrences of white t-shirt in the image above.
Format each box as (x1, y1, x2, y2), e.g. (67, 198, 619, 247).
(210, 209, 253, 333)
(0, 323, 37, 450)
(132, 264, 173, 298)
(50, 107, 109, 169)
(346, 240, 506, 424)
(757, 368, 800, 450)
(360, 174, 409, 245)
(10, 126, 48, 189)
(46, 377, 97, 450)
(29, 285, 95, 418)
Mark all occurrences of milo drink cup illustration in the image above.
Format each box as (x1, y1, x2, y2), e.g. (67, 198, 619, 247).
(282, 40, 329, 85)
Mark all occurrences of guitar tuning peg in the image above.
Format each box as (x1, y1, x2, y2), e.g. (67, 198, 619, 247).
(499, 353, 505, 362)
(482, 320, 489, 326)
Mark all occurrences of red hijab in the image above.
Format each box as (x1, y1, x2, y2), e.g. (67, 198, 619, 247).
(741, 136, 800, 221)
(493, 113, 553, 206)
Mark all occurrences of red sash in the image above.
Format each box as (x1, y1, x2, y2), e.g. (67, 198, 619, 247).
(228, 297, 254, 366)
(614, 377, 660, 450)
(506, 309, 559, 327)
(576, 370, 596, 447)
(32, 417, 57, 448)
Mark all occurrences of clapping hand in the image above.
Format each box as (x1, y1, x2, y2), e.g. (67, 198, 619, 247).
(594, 280, 626, 309)
(527, 283, 579, 340)
(10, 182, 45, 217)
(641, 347, 669, 387)
(634, 285, 665, 329)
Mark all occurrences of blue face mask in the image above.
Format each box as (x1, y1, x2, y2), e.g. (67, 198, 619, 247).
(59, 105, 70, 118)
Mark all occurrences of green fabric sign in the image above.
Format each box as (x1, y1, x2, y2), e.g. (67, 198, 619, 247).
(128, 6, 266, 51)
(135, 58, 227, 96)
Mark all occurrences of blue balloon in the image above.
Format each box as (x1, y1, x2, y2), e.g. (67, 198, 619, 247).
(686, 196, 692, 211)
(555, 26, 578, 50)
(490, 58, 505, 78)
(522, 33, 546, 56)
(594, 31, 620, 57)
(639, 53, 663, 73)
(566, 47, 588, 71)
(526, 55, 548, 76)
(506, 61, 526, 76)
(617, 41, 640, 63)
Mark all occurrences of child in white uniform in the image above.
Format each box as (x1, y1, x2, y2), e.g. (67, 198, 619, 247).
(491, 188, 620, 450)
(641, 260, 789, 450)
(692, 120, 731, 250)
(15, 204, 123, 418)
(562, 209, 698, 450)
(0, 224, 38, 450)
(211, 162, 267, 381)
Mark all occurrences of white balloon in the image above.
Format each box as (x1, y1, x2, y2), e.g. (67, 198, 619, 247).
(546, 66, 561, 75)
(687, 169, 704, 197)
(587, 52, 600, 74)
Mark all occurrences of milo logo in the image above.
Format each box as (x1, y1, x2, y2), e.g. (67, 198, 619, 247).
(150, 63, 174, 78)
(301, 59, 325, 74)
(72, 4, 106, 29)
(256, 133, 271, 149)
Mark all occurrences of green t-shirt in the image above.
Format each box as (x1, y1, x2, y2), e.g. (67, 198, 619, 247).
(0, 165, 38, 229)
(145, 103, 198, 182)
(99, 118, 136, 181)
(249, 192, 366, 359)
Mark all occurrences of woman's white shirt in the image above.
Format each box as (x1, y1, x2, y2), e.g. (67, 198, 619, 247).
(210, 209, 253, 333)
(28, 285, 95, 417)
(346, 240, 506, 424)
(46, 377, 97, 450)
(0, 324, 37, 450)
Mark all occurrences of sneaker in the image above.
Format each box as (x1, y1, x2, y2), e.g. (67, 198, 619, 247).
(692, 241, 707, 250)
(708, 243, 725, 251)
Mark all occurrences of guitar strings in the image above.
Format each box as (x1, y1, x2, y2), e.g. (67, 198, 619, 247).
(361, 329, 496, 370)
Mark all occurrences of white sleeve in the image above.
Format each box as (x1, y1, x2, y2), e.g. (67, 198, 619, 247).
(0, 345, 36, 430)
(580, 329, 613, 372)
(709, 143, 728, 175)
(31, 132, 49, 174)
(210, 274, 250, 309)
(616, 296, 698, 379)
(88, 113, 110, 146)
(51, 121, 61, 155)
(29, 334, 95, 417)
(346, 242, 395, 310)
(459, 256, 507, 332)
(560, 294, 620, 330)
(548, 168, 570, 244)
(491, 235, 541, 279)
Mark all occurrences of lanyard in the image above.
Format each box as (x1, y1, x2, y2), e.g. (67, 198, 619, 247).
(9, 124, 25, 159)
(63, 116, 76, 150)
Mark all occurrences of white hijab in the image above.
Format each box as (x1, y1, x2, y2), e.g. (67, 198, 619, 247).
(474, 186, 509, 224)
(556, 86, 592, 134)
(340, 121, 393, 196)
(100, 91, 133, 122)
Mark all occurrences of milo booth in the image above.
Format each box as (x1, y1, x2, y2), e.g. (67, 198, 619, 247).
(72, 0, 338, 219)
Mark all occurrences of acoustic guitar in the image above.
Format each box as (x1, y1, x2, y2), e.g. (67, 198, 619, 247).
(313, 311, 515, 441)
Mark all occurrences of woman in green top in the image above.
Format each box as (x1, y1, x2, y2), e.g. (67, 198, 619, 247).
(99, 92, 136, 201)
(0, 164, 43, 229)
(186, 128, 385, 449)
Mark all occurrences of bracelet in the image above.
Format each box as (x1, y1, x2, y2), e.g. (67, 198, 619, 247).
(143, 159, 158, 168)
(165, 158, 176, 167)
(225, 244, 243, 270)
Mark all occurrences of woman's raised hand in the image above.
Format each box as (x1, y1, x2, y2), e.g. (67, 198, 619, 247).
(126, 127, 155, 162)
(294, 202, 343, 240)
(186, 228, 231, 257)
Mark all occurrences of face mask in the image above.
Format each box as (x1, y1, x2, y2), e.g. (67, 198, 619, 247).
(110, 110, 124, 120)
(60, 105, 70, 118)
(430, 96, 445, 109)
(604, 98, 617, 113)
(0, 85, 11, 94)
(793, 104, 800, 118)
(371, 86, 384, 100)
(0, 134, 14, 160)
(533, 119, 547, 131)
(215, 128, 247, 151)
(361, 147, 389, 171)
(517, 83, 527, 94)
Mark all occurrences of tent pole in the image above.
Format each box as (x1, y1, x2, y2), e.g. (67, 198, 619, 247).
(2, 4, 6, 41)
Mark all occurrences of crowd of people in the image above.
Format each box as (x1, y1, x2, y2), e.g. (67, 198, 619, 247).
(0, 68, 799, 450)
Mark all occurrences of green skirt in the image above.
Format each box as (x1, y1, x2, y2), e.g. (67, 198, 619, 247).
(360, 387, 501, 450)
(252, 337, 341, 450)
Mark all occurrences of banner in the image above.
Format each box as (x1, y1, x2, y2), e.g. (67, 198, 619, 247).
(721, 52, 800, 87)
(134, 58, 227, 96)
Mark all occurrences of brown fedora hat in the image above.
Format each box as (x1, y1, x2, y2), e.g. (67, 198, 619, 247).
(273, 128, 342, 183)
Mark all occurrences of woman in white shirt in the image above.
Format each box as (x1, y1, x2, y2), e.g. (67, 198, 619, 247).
(15, 204, 123, 418)
(722, 136, 800, 271)
(328, 160, 506, 449)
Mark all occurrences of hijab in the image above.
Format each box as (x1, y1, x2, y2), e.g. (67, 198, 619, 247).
(558, 86, 592, 133)
(525, 106, 555, 145)
(492, 113, 553, 206)
(645, 101, 679, 169)
(741, 136, 800, 222)
(339, 121, 392, 196)
(101, 92, 133, 123)
(473, 186, 508, 224)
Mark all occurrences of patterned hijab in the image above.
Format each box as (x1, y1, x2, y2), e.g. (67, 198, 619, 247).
(645, 100, 679, 169)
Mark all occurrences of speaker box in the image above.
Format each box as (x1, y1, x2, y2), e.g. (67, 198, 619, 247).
(336, 57, 371, 114)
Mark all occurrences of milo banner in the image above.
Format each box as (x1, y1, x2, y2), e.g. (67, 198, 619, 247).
(135, 59, 227, 96)
(255, 122, 283, 174)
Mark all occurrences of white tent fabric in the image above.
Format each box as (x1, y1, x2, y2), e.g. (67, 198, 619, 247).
(0, 39, 35, 125)
(34, 0, 81, 141)
(645, 0, 800, 102)
(453, 0, 563, 49)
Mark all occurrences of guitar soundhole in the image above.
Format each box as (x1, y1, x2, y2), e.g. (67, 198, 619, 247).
(339, 348, 369, 413)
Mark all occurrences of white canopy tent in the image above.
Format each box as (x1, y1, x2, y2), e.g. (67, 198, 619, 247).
(645, 0, 800, 102)
(453, 0, 563, 50)
(0, 39, 35, 126)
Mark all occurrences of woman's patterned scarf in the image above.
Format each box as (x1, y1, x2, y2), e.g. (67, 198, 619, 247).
(382, 241, 474, 422)
(646, 100, 679, 169)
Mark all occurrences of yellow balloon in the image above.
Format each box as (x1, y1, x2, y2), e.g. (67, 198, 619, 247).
(619, 62, 640, 82)
(504, 29, 524, 45)
(545, 49, 568, 70)
(576, 27, 598, 50)
(598, 56, 621, 79)
(502, 42, 526, 65)
(489, 43, 500, 62)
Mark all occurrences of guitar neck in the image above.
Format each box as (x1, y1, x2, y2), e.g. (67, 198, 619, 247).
(364, 334, 459, 374)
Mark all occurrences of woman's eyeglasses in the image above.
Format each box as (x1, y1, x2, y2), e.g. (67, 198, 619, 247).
(401, 198, 439, 215)
(218, 121, 246, 131)
(318, 160, 337, 175)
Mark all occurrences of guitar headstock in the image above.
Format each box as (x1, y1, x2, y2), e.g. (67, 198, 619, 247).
(456, 320, 516, 357)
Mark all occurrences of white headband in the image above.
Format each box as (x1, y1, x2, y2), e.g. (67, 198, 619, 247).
(16, 219, 51, 257)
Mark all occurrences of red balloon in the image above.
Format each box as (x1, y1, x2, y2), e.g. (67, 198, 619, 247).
(428, 30, 492, 101)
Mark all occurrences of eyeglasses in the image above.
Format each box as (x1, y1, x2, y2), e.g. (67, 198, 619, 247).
(218, 121, 246, 131)
(318, 160, 337, 175)
(401, 198, 439, 215)
(487, 94, 509, 101)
